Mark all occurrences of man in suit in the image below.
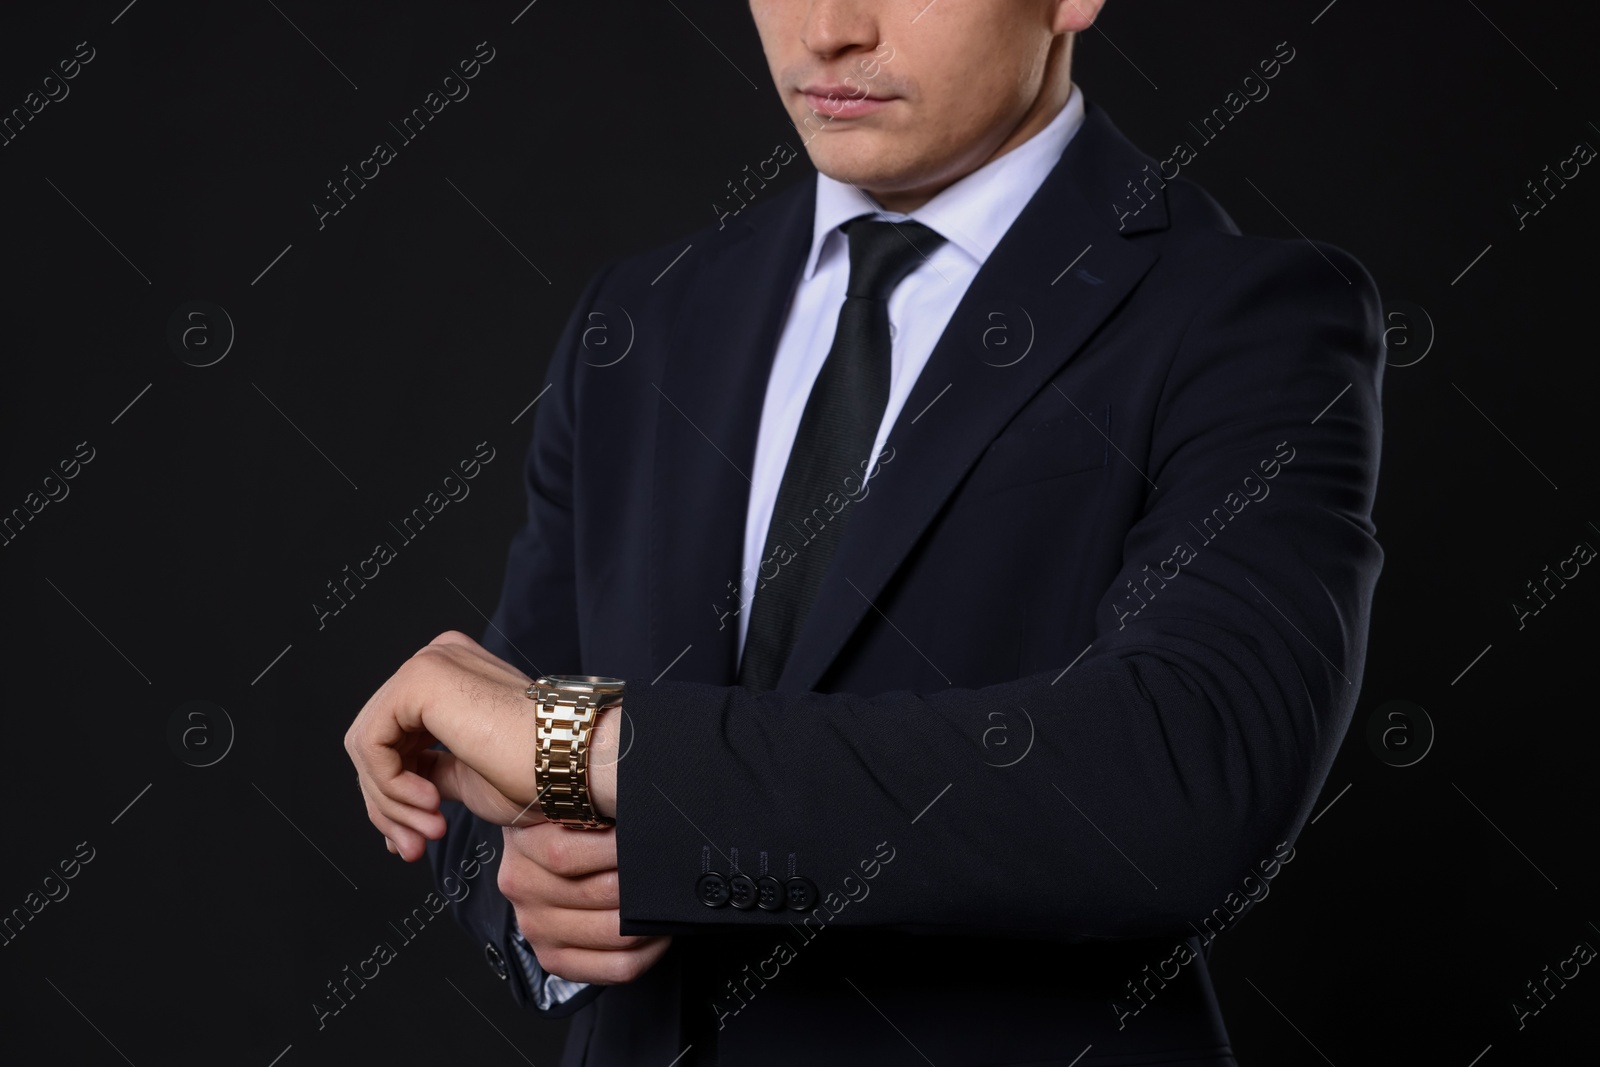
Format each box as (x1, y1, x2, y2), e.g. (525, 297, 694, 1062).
(343, 1, 1384, 1063)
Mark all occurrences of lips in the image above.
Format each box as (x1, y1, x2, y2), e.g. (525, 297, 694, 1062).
(799, 82, 894, 101)
(799, 84, 895, 119)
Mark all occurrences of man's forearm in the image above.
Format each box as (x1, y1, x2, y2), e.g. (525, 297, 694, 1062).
(610, 646, 1333, 941)
(590, 705, 620, 820)
(606, 241, 1383, 941)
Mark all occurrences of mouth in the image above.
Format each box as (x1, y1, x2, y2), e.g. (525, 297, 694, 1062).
(798, 84, 896, 119)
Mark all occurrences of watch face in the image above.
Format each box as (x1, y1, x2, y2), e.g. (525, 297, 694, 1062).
(538, 675, 626, 697)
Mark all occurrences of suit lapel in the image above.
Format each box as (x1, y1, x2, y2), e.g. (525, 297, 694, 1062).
(776, 102, 1168, 692)
(648, 178, 816, 685)
(647, 102, 1169, 693)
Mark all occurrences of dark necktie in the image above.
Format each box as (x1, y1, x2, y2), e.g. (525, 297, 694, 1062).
(738, 215, 947, 690)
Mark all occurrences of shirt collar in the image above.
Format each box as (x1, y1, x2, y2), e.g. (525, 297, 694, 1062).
(803, 82, 1086, 280)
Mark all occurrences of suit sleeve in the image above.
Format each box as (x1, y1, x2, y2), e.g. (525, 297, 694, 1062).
(427, 261, 615, 1015)
(613, 239, 1385, 942)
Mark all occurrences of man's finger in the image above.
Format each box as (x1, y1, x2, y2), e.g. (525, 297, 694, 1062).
(516, 906, 651, 953)
(375, 763, 443, 812)
(506, 860, 620, 910)
(532, 937, 673, 986)
(505, 822, 618, 876)
(375, 793, 448, 840)
(364, 795, 429, 861)
(426, 749, 478, 806)
(365, 784, 445, 836)
(424, 751, 545, 827)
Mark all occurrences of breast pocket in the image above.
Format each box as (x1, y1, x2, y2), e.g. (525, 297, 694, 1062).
(964, 403, 1110, 499)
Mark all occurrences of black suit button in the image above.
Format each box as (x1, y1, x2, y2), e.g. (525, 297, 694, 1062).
(697, 872, 730, 907)
(784, 876, 818, 911)
(756, 875, 785, 911)
(484, 942, 509, 980)
(728, 873, 757, 910)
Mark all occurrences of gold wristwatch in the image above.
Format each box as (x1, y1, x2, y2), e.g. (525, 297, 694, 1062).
(525, 675, 624, 829)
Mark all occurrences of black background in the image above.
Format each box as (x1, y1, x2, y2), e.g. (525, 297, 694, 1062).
(1, 1, 1596, 1064)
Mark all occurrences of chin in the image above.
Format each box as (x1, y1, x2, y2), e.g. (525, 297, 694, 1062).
(806, 139, 919, 192)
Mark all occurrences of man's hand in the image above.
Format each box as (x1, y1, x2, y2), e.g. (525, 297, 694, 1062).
(499, 822, 671, 985)
(344, 631, 550, 861)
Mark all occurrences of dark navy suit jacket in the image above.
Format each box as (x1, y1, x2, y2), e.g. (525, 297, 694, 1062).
(430, 99, 1385, 1067)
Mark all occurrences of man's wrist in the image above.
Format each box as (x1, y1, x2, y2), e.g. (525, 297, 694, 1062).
(525, 677, 621, 827)
(589, 702, 619, 821)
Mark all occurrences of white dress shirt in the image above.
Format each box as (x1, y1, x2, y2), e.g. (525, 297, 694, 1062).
(516, 82, 1089, 1012)
(735, 83, 1088, 660)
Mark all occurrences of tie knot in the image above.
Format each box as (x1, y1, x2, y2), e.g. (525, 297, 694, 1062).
(841, 217, 946, 300)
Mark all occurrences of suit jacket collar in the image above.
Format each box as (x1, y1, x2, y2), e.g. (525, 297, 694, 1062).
(649, 100, 1167, 692)
(804, 82, 1089, 278)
